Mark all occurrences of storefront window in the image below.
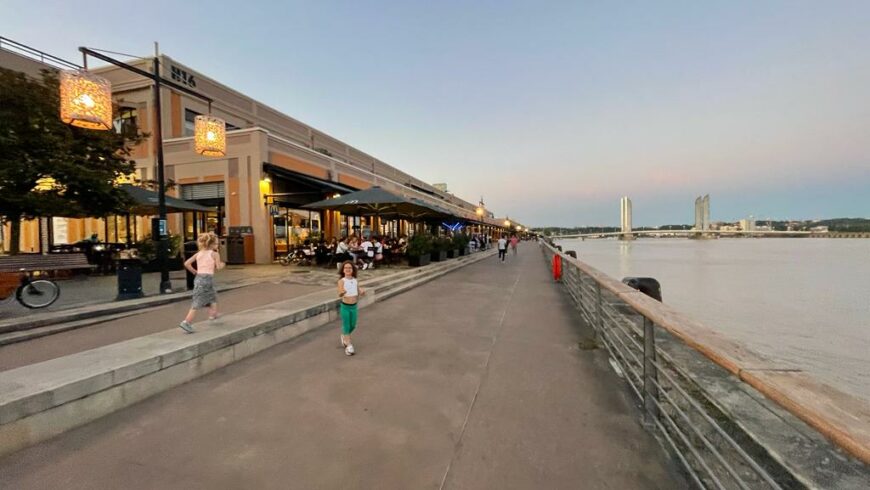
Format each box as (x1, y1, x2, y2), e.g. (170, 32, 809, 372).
(272, 208, 321, 257)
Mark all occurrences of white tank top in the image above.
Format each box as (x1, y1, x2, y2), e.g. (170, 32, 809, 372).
(342, 278, 359, 298)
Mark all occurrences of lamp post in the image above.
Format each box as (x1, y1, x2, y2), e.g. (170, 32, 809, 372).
(60, 47, 225, 294)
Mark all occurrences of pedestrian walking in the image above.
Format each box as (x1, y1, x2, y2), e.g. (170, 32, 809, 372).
(338, 260, 365, 356)
(179, 233, 225, 333)
(510, 234, 519, 256)
(498, 235, 508, 262)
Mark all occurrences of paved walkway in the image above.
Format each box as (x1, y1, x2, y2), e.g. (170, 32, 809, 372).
(0, 263, 409, 320)
(0, 245, 685, 489)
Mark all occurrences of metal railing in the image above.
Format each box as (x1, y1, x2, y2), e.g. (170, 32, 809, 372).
(541, 241, 790, 490)
(0, 36, 81, 70)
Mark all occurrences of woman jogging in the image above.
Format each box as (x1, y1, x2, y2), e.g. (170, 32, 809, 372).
(338, 260, 365, 356)
(179, 233, 225, 333)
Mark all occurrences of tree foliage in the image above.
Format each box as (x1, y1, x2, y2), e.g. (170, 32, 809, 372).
(0, 68, 146, 253)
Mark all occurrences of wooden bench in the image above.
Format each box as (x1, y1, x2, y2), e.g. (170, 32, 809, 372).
(0, 253, 94, 274)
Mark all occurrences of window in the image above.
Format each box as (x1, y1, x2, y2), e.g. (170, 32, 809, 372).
(185, 108, 241, 136)
(181, 182, 225, 200)
(113, 107, 138, 137)
(183, 109, 200, 137)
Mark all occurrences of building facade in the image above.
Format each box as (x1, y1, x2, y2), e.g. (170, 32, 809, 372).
(1, 40, 504, 262)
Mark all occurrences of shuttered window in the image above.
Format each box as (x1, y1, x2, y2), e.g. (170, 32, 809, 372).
(181, 182, 225, 200)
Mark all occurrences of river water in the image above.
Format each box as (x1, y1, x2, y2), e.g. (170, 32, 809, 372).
(555, 238, 870, 401)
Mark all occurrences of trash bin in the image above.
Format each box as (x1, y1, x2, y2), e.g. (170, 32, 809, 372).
(117, 259, 144, 300)
(183, 241, 198, 290)
(227, 226, 255, 264)
(622, 277, 662, 302)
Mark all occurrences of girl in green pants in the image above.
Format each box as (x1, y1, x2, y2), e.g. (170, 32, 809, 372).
(338, 260, 365, 356)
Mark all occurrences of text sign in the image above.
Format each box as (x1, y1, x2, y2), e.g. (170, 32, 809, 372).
(170, 66, 197, 88)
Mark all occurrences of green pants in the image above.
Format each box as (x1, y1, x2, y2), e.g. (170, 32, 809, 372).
(340, 303, 358, 335)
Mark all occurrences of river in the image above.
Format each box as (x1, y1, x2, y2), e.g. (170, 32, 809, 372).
(555, 238, 870, 401)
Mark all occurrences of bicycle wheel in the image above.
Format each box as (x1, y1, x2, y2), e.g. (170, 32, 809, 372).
(17, 279, 60, 309)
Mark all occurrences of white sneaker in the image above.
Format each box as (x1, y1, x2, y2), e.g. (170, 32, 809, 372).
(362, 263, 368, 270)
(345, 344, 355, 356)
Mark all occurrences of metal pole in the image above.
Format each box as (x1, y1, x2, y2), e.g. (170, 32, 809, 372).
(153, 57, 171, 293)
(596, 282, 603, 332)
(643, 316, 660, 426)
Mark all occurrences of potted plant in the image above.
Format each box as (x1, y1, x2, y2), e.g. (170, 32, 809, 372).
(406, 234, 432, 267)
(430, 236, 449, 262)
(135, 234, 184, 272)
(452, 234, 470, 257)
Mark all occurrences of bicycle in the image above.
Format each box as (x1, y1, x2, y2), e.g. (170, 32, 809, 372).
(278, 248, 315, 266)
(0, 270, 60, 309)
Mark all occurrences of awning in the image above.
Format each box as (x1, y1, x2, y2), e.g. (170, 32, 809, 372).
(264, 164, 356, 194)
(303, 186, 450, 220)
(121, 185, 212, 214)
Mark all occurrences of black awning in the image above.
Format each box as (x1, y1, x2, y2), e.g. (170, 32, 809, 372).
(121, 185, 212, 214)
(302, 186, 449, 220)
(264, 163, 356, 194)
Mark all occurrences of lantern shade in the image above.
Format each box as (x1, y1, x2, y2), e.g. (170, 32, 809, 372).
(34, 176, 57, 192)
(194, 115, 226, 157)
(60, 70, 113, 130)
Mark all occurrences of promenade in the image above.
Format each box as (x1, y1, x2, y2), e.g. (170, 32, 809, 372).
(0, 245, 685, 489)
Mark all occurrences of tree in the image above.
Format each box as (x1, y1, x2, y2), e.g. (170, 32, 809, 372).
(0, 68, 145, 253)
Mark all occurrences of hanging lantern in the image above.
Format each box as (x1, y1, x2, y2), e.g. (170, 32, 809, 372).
(59, 70, 113, 130)
(194, 115, 226, 157)
(33, 176, 59, 192)
(113, 172, 137, 186)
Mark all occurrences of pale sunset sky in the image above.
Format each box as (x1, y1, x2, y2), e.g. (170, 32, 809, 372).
(3, 0, 868, 226)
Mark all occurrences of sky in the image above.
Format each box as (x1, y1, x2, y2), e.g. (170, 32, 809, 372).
(2, 0, 868, 226)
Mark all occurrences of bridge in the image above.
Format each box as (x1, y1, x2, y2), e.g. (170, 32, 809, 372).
(552, 229, 814, 239)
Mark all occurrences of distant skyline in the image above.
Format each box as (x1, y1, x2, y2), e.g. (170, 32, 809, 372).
(2, 1, 868, 226)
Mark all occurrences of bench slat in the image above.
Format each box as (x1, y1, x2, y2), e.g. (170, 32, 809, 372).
(0, 254, 94, 273)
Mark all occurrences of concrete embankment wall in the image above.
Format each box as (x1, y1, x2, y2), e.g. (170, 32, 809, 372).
(543, 240, 870, 489)
(0, 251, 496, 458)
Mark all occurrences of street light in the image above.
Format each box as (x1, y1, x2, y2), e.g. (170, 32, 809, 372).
(60, 47, 226, 294)
(194, 115, 227, 157)
(33, 176, 62, 192)
(59, 70, 112, 130)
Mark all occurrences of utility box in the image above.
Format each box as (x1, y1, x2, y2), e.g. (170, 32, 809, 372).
(227, 226, 255, 264)
(117, 259, 144, 300)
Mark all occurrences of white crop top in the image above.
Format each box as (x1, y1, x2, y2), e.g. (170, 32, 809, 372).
(342, 278, 359, 298)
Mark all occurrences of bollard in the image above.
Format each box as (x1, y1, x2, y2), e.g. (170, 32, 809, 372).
(565, 250, 577, 258)
(552, 254, 562, 281)
(621, 277, 662, 302)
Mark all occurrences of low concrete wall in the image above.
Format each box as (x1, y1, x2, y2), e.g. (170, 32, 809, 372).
(0, 250, 496, 458)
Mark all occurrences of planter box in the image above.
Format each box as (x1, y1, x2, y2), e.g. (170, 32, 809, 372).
(459, 248, 467, 256)
(430, 250, 448, 262)
(446, 249, 459, 259)
(408, 254, 431, 267)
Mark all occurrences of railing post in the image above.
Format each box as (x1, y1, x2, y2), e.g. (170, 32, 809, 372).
(643, 316, 659, 426)
(595, 282, 603, 332)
